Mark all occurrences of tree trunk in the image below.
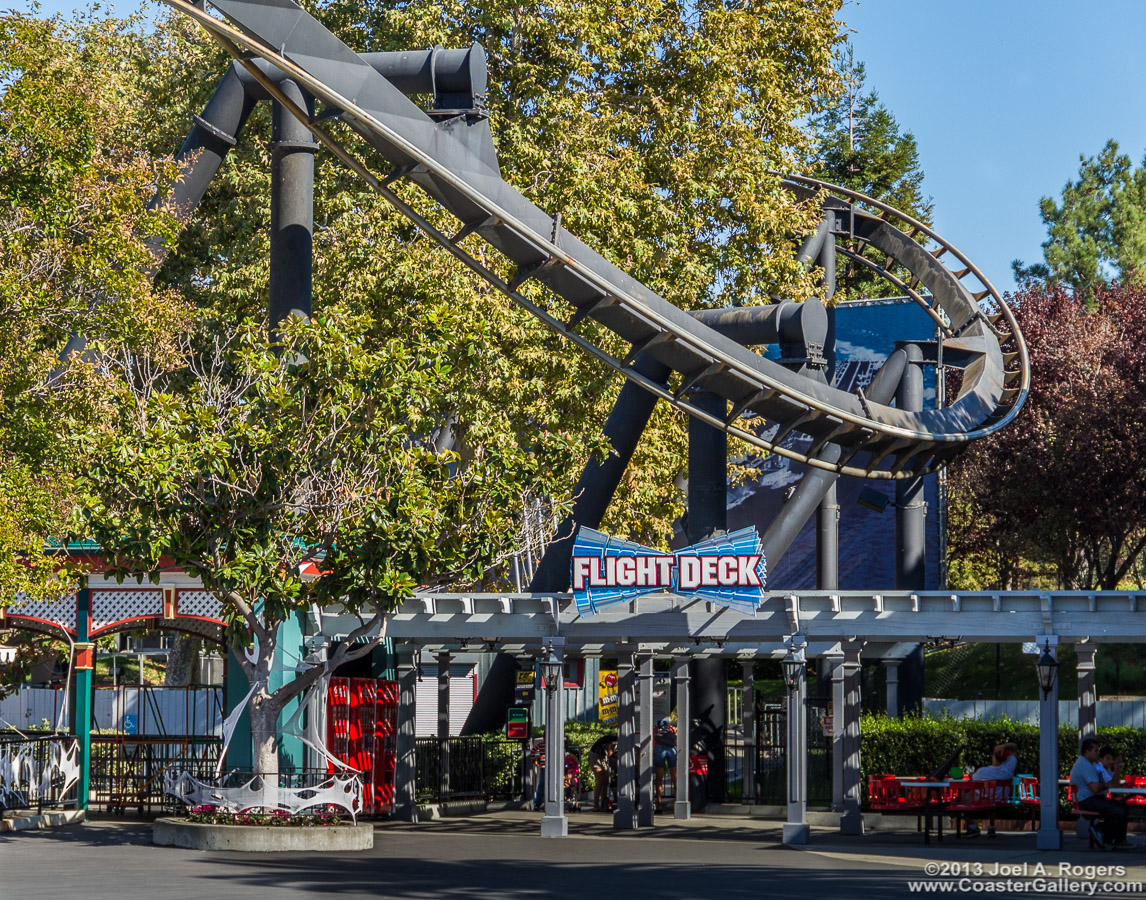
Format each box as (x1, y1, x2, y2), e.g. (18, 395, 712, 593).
(250, 693, 281, 788)
(163, 636, 199, 686)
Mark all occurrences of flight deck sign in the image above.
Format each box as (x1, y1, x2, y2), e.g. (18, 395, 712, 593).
(571, 526, 767, 616)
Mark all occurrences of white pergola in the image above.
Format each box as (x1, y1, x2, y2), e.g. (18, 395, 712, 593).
(316, 589, 1144, 848)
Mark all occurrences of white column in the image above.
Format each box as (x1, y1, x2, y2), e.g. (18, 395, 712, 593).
(638, 650, 656, 826)
(1076, 642, 1097, 741)
(674, 658, 691, 820)
(829, 649, 844, 812)
(783, 643, 808, 845)
(840, 640, 864, 835)
(885, 659, 901, 719)
(742, 660, 756, 804)
(437, 650, 451, 801)
(1037, 639, 1062, 850)
(395, 644, 417, 822)
(541, 638, 568, 837)
(613, 644, 638, 829)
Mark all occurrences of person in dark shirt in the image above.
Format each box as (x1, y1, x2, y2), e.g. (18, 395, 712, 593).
(587, 733, 616, 811)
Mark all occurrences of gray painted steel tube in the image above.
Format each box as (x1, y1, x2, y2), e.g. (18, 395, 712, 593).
(687, 389, 728, 804)
(690, 301, 827, 350)
(894, 342, 926, 716)
(269, 81, 316, 329)
(816, 233, 838, 590)
(762, 348, 908, 568)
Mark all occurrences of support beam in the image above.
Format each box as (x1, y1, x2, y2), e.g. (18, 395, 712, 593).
(885, 659, 901, 719)
(395, 644, 417, 821)
(783, 642, 808, 845)
(541, 639, 568, 837)
(741, 660, 756, 804)
(1076, 641, 1097, 743)
(1037, 641, 1063, 850)
(638, 650, 655, 826)
(437, 650, 451, 801)
(840, 641, 864, 835)
(817, 239, 838, 592)
(613, 646, 638, 830)
(829, 650, 845, 812)
(674, 659, 692, 819)
(269, 80, 316, 332)
(895, 343, 926, 590)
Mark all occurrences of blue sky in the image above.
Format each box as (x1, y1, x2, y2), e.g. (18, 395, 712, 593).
(28, 0, 1146, 297)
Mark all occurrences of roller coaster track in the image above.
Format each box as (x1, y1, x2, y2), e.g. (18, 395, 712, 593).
(165, 0, 1029, 480)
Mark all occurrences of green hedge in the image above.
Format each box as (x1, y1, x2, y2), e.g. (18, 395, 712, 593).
(861, 714, 1146, 781)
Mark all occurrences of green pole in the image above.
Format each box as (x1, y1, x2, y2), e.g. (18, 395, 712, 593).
(71, 584, 93, 813)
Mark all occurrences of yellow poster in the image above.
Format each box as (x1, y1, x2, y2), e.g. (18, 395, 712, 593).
(598, 669, 619, 724)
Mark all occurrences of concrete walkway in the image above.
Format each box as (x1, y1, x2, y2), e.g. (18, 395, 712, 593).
(2, 811, 1144, 900)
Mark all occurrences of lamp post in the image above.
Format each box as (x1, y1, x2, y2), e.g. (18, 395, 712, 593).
(539, 639, 568, 837)
(1037, 643, 1059, 698)
(782, 640, 808, 845)
(1036, 638, 1061, 849)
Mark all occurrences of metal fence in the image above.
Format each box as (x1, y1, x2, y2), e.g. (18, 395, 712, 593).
(741, 698, 833, 806)
(90, 735, 222, 815)
(415, 736, 528, 804)
(0, 734, 81, 813)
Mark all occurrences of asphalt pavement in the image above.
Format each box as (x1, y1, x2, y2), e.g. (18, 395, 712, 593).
(3, 811, 1146, 900)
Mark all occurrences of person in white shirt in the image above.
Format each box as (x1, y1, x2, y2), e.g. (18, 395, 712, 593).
(963, 742, 1018, 837)
(1071, 737, 1127, 847)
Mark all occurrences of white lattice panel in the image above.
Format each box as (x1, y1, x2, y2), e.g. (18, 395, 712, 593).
(177, 590, 225, 621)
(7, 591, 77, 633)
(91, 589, 162, 630)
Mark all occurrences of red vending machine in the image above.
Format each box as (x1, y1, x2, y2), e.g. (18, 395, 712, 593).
(327, 677, 399, 815)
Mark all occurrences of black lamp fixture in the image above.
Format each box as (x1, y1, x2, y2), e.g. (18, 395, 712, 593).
(1037, 641, 1058, 697)
(540, 647, 563, 693)
(782, 648, 804, 692)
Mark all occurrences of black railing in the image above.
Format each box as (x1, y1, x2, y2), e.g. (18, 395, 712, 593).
(415, 736, 528, 804)
(743, 698, 833, 806)
(0, 735, 81, 813)
(90, 735, 222, 815)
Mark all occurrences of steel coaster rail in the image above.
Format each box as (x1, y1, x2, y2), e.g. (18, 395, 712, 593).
(164, 0, 1029, 479)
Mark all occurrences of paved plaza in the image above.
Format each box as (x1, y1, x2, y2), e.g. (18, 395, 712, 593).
(5, 812, 1146, 900)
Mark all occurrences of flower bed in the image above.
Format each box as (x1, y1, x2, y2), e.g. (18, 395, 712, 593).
(186, 805, 344, 827)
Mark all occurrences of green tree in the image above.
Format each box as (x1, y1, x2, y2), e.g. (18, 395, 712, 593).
(1013, 139, 1146, 294)
(150, 0, 846, 546)
(810, 46, 932, 299)
(0, 10, 184, 603)
(79, 313, 575, 775)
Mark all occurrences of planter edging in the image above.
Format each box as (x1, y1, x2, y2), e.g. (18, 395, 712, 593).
(152, 817, 374, 852)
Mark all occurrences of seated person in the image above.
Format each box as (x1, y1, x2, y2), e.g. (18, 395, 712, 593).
(1072, 737, 1128, 848)
(1098, 746, 1123, 789)
(963, 742, 1018, 837)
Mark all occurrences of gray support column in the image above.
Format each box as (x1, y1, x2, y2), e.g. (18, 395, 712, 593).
(395, 645, 417, 822)
(674, 659, 692, 820)
(268, 80, 316, 332)
(840, 641, 864, 835)
(830, 650, 845, 812)
(437, 651, 451, 800)
(783, 644, 809, 845)
(613, 645, 638, 830)
(541, 639, 568, 837)
(1037, 641, 1062, 850)
(817, 255, 839, 592)
(1076, 642, 1097, 743)
(638, 650, 656, 826)
(885, 659, 901, 719)
(741, 660, 756, 804)
(895, 342, 926, 590)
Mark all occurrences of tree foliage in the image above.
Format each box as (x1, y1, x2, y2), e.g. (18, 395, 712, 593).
(810, 46, 932, 299)
(1013, 139, 1146, 294)
(947, 281, 1146, 590)
(0, 10, 185, 602)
